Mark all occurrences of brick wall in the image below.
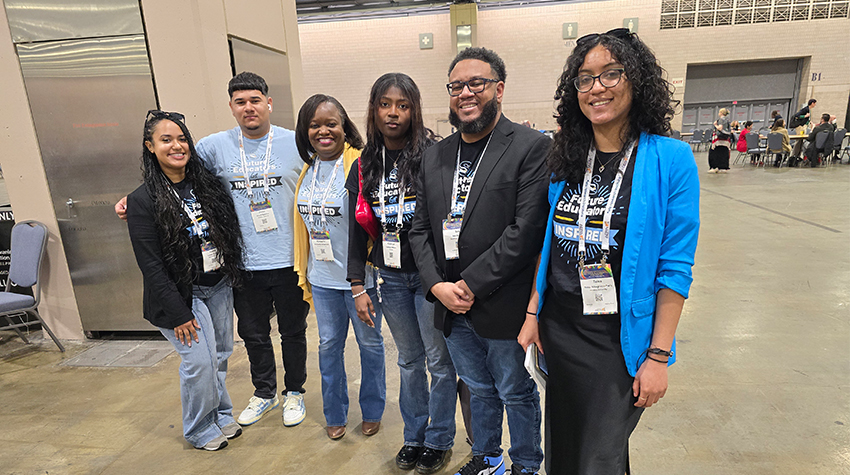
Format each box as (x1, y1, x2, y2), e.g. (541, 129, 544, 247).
(299, 1, 850, 133)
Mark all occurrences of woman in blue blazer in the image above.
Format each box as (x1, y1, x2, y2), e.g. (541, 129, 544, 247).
(519, 29, 700, 475)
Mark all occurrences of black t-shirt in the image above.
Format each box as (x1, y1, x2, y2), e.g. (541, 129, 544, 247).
(173, 180, 224, 287)
(548, 148, 636, 296)
(345, 151, 418, 276)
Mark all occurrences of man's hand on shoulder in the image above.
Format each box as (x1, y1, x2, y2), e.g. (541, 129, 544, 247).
(115, 196, 128, 221)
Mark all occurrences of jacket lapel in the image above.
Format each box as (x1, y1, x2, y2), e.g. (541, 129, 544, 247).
(461, 115, 512, 232)
(440, 133, 462, 221)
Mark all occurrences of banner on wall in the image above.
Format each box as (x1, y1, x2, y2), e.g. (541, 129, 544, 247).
(0, 205, 33, 297)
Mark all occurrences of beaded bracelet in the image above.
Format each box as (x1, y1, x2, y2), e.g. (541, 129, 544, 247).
(352, 289, 367, 299)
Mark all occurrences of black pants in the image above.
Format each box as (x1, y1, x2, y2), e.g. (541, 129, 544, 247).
(234, 267, 309, 399)
(708, 145, 730, 169)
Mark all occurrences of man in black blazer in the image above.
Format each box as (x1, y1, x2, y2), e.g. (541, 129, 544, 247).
(409, 47, 550, 475)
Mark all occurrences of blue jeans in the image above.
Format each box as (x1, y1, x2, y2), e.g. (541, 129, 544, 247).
(158, 279, 235, 448)
(311, 285, 386, 426)
(377, 268, 457, 450)
(445, 316, 543, 470)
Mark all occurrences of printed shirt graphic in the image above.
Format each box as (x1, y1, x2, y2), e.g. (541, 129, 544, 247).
(296, 158, 349, 289)
(195, 125, 302, 271)
(452, 133, 490, 217)
(172, 180, 221, 286)
(549, 150, 636, 296)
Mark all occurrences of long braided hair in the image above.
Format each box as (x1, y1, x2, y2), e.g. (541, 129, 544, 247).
(141, 114, 243, 287)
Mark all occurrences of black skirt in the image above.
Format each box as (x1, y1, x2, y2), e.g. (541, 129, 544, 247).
(707, 145, 730, 170)
(539, 289, 644, 475)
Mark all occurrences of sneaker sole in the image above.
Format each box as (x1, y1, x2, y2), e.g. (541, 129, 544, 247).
(196, 439, 228, 451)
(283, 412, 306, 427)
(237, 400, 280, 426)
(415, 449, 452, 474)
(224, 427, 243, 439)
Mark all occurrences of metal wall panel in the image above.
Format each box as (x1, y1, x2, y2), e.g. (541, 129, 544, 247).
(4, 0, 143, 43)
(230, 38, 295, 129)
(17, 35, 157, 331)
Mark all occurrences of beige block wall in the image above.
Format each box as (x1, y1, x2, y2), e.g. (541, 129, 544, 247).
(299, 1, 850, 132)
(0, 0, 303, 340)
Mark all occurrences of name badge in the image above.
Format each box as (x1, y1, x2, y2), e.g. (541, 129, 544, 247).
(250, 199, 278, 233)
(382, 232, 401, 269)
(579, 263, 618, 315)
(442, 218, 462, 260)
(310, 230, 334, 262)
(201, 242, 221, 273)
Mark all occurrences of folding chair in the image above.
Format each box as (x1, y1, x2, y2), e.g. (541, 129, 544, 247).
(0, 220, 64, 351)
(766, 133, 788, 167)
(671, 130, 681, 141)
(689, 129, 703, 151)
(745, 133, 766, 166)
(831, 128, 847, 164)
(813, 130, 833, 167)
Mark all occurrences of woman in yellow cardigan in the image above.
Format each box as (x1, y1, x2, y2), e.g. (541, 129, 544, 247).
(292, 94, 385, 440)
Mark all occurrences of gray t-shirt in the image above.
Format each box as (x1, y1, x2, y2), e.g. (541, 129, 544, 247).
(297, 157, 350, 290)
(195, 125, 302, 271)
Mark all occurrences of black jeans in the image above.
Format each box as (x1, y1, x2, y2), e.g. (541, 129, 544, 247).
(234, 267, 309, 399)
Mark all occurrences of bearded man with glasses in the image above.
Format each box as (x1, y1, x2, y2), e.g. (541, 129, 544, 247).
(409, 47, 550, 475)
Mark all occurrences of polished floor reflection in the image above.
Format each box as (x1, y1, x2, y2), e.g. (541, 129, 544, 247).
(1, 153, 848, 474)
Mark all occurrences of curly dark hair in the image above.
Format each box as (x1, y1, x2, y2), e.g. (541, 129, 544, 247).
(360, 73, 433, 195)
(295, 94, 364, 164)
(448, 47, 507, 82)
(549, 32, 678, 182)
(141, 114, 243, 287)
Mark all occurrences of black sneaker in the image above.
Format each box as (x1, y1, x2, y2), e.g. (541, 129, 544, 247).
(416, 448, 452, 474)
(509, 463, 538, 474)
(396, 445, 425, 470)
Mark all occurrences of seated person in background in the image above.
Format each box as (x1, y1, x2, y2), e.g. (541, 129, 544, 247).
(805, 113, 834, 167)
(770, 110, 783, 128)
(737, 120, 752, 155)
(768, 119, 791, 167)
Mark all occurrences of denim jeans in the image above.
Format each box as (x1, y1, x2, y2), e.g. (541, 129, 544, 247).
(234, 267, 309, 398)
(158, 278, 235, 448)
(377, 268, 457, 450)
(444, 316, 543, 470)
(311, 285, 386, 426)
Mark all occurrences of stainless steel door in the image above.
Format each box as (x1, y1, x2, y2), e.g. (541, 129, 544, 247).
(17, 35, 157, 331)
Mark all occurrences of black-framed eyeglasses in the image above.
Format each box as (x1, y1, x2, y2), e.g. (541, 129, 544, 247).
(446, 78, 500, 97)
(573, 68, 625, 93)
(576, 27, 633, 46)
(146, 110, 186, 123)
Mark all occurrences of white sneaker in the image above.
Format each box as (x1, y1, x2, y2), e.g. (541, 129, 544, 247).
(282, 391, 306, 427)
(237, 395, 279, 426)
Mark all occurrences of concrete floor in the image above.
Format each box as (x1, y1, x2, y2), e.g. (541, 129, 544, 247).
(1, 152, 849, 475)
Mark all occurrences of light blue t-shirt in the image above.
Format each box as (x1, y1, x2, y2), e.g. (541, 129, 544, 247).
(296, 157, 350, 290)
(196, 125, 302, 271)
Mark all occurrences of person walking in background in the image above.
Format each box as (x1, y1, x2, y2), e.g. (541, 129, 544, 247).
(519, 28, 700, 475)
(790, 99, 816, 159)
(127, 110, 244, 451)
(293, 94, 386, 441)
(409, 47, 549, 475)
(346, 73, 457, 473)
(708, 108, 732, 173)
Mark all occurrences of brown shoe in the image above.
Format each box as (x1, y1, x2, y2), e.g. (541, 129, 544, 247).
(326, 425, 346, 440)
(361, 421, 381, 436)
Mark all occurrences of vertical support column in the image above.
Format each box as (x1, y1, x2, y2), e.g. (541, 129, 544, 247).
(450, 2, 478, 54)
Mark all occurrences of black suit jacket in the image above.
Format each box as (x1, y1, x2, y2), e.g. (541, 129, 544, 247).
(409, 114, 551, 339)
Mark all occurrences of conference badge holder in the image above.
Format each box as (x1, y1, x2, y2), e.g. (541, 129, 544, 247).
(382, 232, 402, 269)
(201, 242, 222, 273)
(250, 199, 278, 233)
(442, 218, 462, 260)
(310, 230, 334, 262)
(579, 262, 618, 315)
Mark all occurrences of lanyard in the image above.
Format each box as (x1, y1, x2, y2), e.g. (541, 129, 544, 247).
(378, 146, 404, 233)
(238, 127, 274, 199)
(577, 140, 635, 266)
(171, 188, 208, 244)
(449, 133, 493, 219)
(308, 155, 342, 231)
